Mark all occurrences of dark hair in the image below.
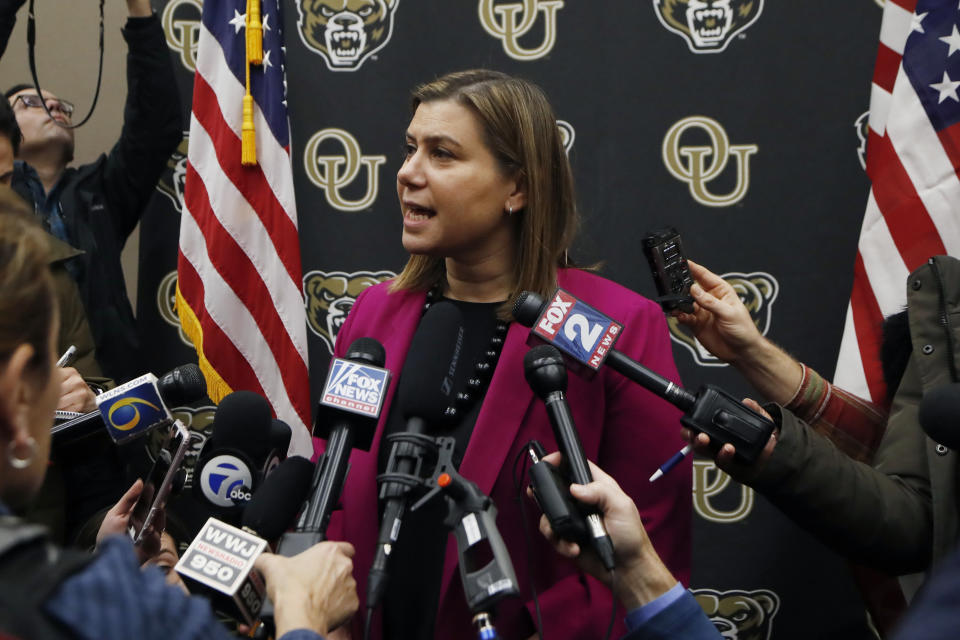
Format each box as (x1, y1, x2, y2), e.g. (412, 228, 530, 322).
(391, 69, 578, 318)
(4, 84, 33, 100)
(0, 96, 22, 154)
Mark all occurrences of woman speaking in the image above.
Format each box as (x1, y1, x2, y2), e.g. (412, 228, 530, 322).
(328, 70, 690, 640)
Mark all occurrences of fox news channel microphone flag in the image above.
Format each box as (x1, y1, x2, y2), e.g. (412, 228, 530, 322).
(175, 0, 312, 457)
(835, 0, 960, 402)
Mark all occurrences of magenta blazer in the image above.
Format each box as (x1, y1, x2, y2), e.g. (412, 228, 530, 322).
(324, 268, 691, 639)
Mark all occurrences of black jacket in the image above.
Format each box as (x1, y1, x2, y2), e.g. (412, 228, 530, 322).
(9, 13, 183, 382)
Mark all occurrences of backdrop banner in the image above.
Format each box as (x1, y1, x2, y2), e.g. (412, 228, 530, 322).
(139, 1, 885, 637)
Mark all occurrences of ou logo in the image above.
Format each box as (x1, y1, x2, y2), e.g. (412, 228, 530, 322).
(161, 0, 202, 73)
(693, 459, 755, 523)
(304, 128, 387, 212)
(478, 0, 564, 61)
(662, 116, 757, 207)
(157, 271, 194, 348)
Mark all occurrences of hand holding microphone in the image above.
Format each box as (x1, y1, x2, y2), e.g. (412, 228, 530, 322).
(256, 541, 359, 637)
(524, 345, 616, 571)
(534, 452, 680, 612)
(514, 289, 775, 464)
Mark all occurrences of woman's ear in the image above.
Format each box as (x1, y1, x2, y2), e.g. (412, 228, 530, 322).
(0, 344, 36, 442)
(507, 174, 527, 213)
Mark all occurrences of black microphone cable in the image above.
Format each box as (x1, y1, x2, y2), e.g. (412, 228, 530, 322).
(27, 0, 104, 128)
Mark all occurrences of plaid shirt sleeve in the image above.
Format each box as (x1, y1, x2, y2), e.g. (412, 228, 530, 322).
(784, 364, 888, 463)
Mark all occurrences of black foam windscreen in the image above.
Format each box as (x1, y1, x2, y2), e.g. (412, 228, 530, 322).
(523, 344, 568, 398)
(269, 418, 292, 455)
(241, 455, 315, 542)
(919, 383, 960, 450)
(345, 337, 387, 367)
(157, 363, 207, 407)
(211, 391, 274, 464)
(396, 300, 465, 424)
(512, 290, 547, 327)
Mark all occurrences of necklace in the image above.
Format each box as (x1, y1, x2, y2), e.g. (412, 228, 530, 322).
(423, 285, 510, 423)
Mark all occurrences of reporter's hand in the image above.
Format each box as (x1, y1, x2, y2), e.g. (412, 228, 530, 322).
(680, 398, 778, 483)
(96, 479, 164, 563)
(534, 453, 677, 610)
(255, 541, 358, 637)
(56, 366, 97, 412)
(672, 260, 765, 365)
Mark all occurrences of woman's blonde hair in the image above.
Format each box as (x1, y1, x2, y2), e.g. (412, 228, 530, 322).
(0, 188, 55, 381)
(391, 69, 578, 317)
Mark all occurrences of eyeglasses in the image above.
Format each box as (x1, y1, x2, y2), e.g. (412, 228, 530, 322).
(13, 93, 74, 117)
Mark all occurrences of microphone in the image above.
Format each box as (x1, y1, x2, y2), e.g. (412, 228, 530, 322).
(410, 437, 520, 630)
(367, 300, 465, 615)
(175, 517, 268, 627)
(239, 455, 317, 636)
(269, 418, 292, 457)
(919, 383, 960, 450)
(277, 338, 390, 555)
(514, 290, 775, 464)
(156, 363, 207, 407)
(53, 363, 208, 447)
(523, 345, 616, 572)
(193, 391, 285, 522)
(241, 455, 316, 543)
(95, 373, 173, 443)
(257, 343, 390, 636)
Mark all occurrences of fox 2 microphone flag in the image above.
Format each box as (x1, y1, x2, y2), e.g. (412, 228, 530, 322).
(835, 0, 960, 403)
(176, 0, 312, 457)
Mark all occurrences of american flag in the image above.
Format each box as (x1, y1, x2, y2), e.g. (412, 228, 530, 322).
(176, 0, 312, 456)
(834, 0, 960, 402)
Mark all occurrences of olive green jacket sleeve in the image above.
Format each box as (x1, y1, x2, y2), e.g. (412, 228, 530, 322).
(751, 356, 932, 574)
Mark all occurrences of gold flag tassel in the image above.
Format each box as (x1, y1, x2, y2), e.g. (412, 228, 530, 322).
(241, 0, 261, 166)
(241, 42, 257, 165)
(246, 0, 263, 65)
(241, 93, 256, 165)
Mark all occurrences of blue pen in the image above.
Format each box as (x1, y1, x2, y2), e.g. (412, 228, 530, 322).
(649, 444, 692, 482)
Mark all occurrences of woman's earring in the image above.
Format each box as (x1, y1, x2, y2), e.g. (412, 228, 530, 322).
(8, 435, 36, 470)
(507, 205, 513, 216)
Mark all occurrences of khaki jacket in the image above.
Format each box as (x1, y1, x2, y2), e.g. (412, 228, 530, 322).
(46, 235, 103, 381)
(752, 255, 959, 574)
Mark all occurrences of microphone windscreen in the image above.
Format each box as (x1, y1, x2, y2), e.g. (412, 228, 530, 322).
(270, 418, 292, 455)
(212, 391, 274, 461)
(919, 383, 960, 450)
(397, 300, 464, 424)
(241, 455, 315, 541)
(523, 344, 568, 397)
(157, 363, 207, 406)
(345, 337, 386, 367)
(512, 291, 546, 327)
